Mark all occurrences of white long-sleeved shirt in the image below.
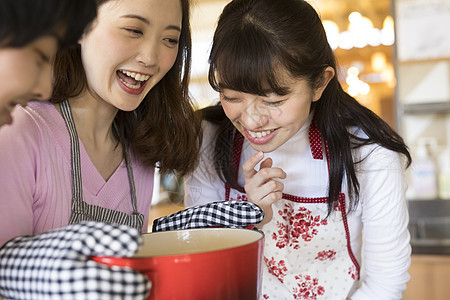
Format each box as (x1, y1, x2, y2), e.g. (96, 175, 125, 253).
(185, 114, 411, 299)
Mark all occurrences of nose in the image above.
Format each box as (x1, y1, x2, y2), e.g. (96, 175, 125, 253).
(31, 65, 53, 101)
(136, 40, 159, 67)
(241, 101, 269, 130)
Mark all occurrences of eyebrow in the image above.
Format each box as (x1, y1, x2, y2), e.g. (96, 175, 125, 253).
(121, 14, 181, 32)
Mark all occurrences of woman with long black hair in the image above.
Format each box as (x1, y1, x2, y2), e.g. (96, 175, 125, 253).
(185, 0, 412, 298)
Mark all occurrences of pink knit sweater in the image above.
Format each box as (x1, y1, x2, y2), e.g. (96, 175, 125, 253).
(0, 101, 154, 246)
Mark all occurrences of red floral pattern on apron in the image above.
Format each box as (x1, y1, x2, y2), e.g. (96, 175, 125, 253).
(225, 117, 360, 299)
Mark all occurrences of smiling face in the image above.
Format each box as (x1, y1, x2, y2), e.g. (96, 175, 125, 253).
(80, 0, 182, 111)
(0, 35, 58, 126)
(220, 69, 334, 153)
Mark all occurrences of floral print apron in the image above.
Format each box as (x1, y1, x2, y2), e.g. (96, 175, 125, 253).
(225, 118, 359, 299)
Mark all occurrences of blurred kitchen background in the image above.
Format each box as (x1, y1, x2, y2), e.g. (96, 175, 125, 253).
(149, 1, 450, 299)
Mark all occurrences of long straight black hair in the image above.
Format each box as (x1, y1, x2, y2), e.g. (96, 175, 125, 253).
(205, 0, 411, 214)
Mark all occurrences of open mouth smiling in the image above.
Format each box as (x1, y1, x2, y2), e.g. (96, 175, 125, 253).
(117, 70, 151, 90)
(243, 127, 279, 145)
(247, 129, 276, 138)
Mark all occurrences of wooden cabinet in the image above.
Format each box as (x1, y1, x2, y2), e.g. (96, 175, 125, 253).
(403, 255, 450, 300)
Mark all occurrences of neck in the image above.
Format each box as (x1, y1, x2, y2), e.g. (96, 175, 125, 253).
(60, 91, 124, 181)
(68, 92, 119, 146)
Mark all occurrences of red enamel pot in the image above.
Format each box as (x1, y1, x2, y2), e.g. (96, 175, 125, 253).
(92, 228, 265, 300)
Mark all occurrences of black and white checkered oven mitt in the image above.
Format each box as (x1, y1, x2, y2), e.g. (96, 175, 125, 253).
(153, 200, 264, 232)
(0, 221, 151, 300)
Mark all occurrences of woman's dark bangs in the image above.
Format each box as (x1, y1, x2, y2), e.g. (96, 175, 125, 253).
(210, 27, 288, 96)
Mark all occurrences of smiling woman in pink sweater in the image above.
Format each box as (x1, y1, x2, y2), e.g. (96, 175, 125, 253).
(0, 0, 200, 246)
(0, 0, 201, 298)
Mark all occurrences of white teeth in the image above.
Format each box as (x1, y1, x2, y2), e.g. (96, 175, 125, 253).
(121, 70, 150, 81)
(248, 130, 273, 138)
(119, 78, 142, 89)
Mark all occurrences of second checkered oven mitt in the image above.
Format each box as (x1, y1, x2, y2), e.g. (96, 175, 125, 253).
(152, 200, 264, 232)
(0, 221, 151, 300)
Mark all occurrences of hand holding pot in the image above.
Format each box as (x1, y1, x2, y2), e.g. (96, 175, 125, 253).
(0, 221, 151, 300)
(153, 200, 264, 232)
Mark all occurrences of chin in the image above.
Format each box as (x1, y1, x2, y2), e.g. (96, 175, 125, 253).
(117, 101, 141, 112)
(249, 143, 278, 154)
(120, 106, 138, 112)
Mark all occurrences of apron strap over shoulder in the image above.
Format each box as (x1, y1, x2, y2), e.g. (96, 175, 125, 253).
(60, 100, 144, 232)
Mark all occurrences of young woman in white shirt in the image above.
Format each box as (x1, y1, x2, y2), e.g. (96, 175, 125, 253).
(184, 0, 412, 299)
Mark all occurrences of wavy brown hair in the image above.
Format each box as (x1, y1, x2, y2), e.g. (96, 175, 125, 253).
(51, 0, 201, 176)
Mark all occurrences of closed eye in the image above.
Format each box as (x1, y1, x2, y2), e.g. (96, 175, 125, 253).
(124, 28, 143, 36)
(263, 100, 285, 106)
(164, 37, 179, 48)
(220, 94, 240, 102)
(32, 47, 50, 64)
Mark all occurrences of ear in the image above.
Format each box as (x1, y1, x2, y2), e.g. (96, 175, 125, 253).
(312, 66, 335, 102)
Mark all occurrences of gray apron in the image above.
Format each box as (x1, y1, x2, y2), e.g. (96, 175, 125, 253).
(60, 100, 144, 232)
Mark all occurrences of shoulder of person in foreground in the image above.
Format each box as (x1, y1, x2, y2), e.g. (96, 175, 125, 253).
(0, 102, 56, 246)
